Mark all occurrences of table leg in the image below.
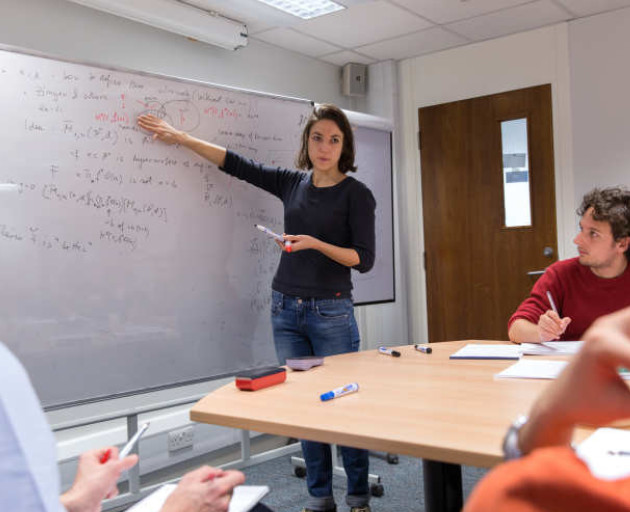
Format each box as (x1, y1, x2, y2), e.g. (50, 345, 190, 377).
(422, 460, 463, 512)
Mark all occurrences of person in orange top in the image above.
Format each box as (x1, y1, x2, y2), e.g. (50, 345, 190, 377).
(465, 305, 630, 512)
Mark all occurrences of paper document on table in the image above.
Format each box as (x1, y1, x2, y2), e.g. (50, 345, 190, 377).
(127, 484, 269, 512)
(577, 428, 630, 480)
(495, 359, 568, 379)
(496, 359, 630, 380)
(449, 344, 522, 360)
(520, 341, 583, 356)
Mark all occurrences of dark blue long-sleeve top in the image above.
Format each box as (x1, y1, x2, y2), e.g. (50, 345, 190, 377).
(221, 150, 376, 299)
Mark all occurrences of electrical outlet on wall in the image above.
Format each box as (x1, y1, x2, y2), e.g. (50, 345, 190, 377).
(168, 426, 194, 452)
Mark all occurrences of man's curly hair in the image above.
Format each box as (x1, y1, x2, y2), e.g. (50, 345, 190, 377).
(578, 187, 630, 260)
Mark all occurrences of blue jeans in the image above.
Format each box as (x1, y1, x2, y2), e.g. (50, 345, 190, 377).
(271, 291, 370, 511)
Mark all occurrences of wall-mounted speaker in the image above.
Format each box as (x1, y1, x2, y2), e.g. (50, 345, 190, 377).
(341, 62, 367, 97)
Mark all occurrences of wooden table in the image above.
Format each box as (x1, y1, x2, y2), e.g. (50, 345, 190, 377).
(190, 341, 588, 511)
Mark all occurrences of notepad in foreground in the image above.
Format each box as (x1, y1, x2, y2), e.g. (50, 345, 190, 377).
(577, 428, 630, 480)
(449, 344, 522, 360)
(497, 359, 630, 380)
(495, 359, 568, 379)
(127, 483, 269, 512)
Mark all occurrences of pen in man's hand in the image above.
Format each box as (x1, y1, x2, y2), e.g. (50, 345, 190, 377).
(546, 291, 559, 315)
(119, 422, 150, 459)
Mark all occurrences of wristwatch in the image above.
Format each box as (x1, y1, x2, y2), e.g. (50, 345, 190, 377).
(502, 415, 528, 460)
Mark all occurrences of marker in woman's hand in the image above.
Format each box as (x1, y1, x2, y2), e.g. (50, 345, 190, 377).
(254, 224, 292, 252)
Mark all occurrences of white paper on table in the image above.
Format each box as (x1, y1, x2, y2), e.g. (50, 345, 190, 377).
(495, 359, 568, 379)
(449, 344, 522, 360)
(496, 359, 630, 380)
(577, 428, 630, 480)
(127, 484, 269, 512)
(520, 341, 583, 356)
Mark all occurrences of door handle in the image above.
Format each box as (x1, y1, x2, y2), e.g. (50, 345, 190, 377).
(527, 270, 545, 277)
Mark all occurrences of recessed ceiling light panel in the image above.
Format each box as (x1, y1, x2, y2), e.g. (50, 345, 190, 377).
(255, 0, 345, 20)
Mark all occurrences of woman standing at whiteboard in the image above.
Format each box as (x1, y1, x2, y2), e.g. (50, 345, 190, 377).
(138, 104, 375, 512)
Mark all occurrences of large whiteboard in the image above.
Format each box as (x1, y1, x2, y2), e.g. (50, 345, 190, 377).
(0, 47, 393, 408)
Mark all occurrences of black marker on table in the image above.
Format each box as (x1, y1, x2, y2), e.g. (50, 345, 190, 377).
(414, 344, 432, 354)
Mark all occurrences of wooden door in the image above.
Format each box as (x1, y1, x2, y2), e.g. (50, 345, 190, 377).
(419, 85, 557, 342)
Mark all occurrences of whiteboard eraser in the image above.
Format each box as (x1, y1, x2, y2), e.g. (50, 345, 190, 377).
(235, 367, 286, 391)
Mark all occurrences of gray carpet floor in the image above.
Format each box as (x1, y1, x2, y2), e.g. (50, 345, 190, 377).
(241, 451, 489, 512)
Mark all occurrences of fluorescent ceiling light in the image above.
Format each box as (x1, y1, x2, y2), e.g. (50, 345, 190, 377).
(255, 0, 345, 19)
(65, 0, 247, 50)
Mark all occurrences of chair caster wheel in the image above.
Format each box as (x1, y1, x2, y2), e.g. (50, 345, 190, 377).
(386, 453, 399, 464)
(370, 483, 384, 497)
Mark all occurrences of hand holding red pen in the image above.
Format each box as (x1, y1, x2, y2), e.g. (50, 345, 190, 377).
(61, 447, 138, 512)
(99, 449, 112, 464)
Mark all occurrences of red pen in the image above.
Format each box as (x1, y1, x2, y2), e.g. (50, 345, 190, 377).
(99, 448, 112, 464)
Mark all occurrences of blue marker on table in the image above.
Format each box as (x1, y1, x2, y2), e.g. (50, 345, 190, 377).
(320, 382, 359, 401)
(378, 346, 401, 357)
(255, 224, 292, 252)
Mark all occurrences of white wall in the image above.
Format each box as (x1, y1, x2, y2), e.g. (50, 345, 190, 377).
(397, 24, 576, 342)
(396, 9, 630, 344)
(355, 60, 410, 348)
(569, 8, 630, 203)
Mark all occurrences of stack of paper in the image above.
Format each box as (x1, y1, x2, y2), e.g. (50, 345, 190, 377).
(520, 341, 583, 356)
(449, 344, 522, 360)
(128, 484, 269, 512)
(497, 359, 630, 380)
(495, 359, 568, 379)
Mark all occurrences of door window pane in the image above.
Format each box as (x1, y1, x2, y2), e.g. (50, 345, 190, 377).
(501, 118, 531, 227)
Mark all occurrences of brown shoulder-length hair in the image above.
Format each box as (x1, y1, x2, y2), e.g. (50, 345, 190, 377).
(295, 103, 357, 173)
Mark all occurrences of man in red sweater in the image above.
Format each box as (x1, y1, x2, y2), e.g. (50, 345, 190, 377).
(509, 187, 630, 343)
(465, 305, 630, 512)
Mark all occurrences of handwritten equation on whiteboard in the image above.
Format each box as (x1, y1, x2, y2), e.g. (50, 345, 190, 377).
(0, 53, 306, 257)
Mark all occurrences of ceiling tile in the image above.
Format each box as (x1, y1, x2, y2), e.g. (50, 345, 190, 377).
(253, 28, 342, 56)
(319, 50, 377, 66)
(295, 1, 434, 48)
(131, 0, 630, 63)
(554, 0, 630, 17)
(446, 0, 571, 41)
(357, 26, 469, 61)
(391, 0, 535, 24)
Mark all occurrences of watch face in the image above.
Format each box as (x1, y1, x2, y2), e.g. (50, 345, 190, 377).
(502, 415, 528, 460)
